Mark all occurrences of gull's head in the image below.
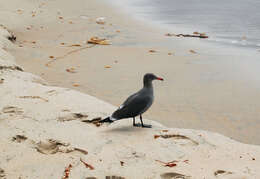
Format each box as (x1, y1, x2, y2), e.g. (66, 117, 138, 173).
(143, 73, 164, 87)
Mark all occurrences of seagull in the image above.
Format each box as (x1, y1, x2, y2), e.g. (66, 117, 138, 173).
(100, 73, 163, 128)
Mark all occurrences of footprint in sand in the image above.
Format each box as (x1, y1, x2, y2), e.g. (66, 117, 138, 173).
(58, 112, 103, 127)
(214, 170, 249, 179)
(12, 135, 28, 143)
(46, 90, 59, 96)
(58, 112, 89, 122)
(161, 172, 191, 179)
(214, 170, 235, 178)
(2, 106, 23, 115)
(35, 139, 88, 155)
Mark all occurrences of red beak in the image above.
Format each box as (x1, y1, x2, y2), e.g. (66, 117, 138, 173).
(156, 77, 164, 81)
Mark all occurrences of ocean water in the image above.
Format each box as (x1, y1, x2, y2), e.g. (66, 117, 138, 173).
(109, 0, 260, 49)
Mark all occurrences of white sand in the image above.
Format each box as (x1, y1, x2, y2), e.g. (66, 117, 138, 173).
(1, 25, 260, 179)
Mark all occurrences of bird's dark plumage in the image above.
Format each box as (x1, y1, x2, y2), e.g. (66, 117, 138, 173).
(100, 73, 163, 127)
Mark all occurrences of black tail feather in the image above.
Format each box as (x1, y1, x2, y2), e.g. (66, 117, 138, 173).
(99, 117, 114, 123)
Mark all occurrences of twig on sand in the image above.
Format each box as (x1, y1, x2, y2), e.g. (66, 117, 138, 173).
(155, 160, 177, 167)
(80, 158, 95, 170)
(19, 95, 49, 102)
(45, 44, 95, 66)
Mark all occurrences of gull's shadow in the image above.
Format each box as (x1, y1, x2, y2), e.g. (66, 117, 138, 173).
(102, 123, 146, 134)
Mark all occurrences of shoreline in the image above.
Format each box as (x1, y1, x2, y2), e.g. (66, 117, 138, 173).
(105, 0, 260, 50)
(1, 0, 260, 145)
(1, 23, 260, 179)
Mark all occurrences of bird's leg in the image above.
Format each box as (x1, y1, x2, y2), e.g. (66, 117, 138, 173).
(140, 115, 152, 128)
(133, 117, 137, 126)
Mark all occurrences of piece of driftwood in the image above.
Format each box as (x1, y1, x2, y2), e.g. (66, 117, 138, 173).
(165, 33, 208, 38)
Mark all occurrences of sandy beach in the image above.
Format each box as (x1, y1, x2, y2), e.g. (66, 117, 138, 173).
(1, 0, 260, 145)
(1, 0, 260, 178)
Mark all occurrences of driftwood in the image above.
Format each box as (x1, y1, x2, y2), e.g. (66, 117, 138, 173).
(165, 33, 208, 39)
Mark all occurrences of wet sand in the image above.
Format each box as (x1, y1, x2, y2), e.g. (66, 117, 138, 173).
(2, 0, 260, 144)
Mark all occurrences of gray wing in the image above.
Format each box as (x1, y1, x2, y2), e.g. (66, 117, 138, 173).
(112, 92, 153, 120)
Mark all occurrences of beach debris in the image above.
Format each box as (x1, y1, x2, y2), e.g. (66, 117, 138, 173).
(0, 79, 4, 84)
(105, 176, 125, 179)
(8, 35, 16, 42)
(81, 117, 102, 127)
(155, 160, 177, 167)
(161, 172, 191, 179)
(148, 49, 157, 53)
(104, 65, 111, 69)
(45, 44, 95, 67)
(68, 44, 81, 47)
(116, 30, 120, 33)
(183, 159, 189, 164)
(168, 52, 173, 55)
(155, 134, 190, 140)
(154, 134, 199, 146)
(59, 16, 64, 20)
(214, 170, 233, 177)
(58, 112, 88, 122)
(26, 25, 33, 30)
(49, 55, 55, 59)
(62, 164, 72, 179)
(74, 148, 88, 155)
(162, 130, 169, 132)
(120, 161, 125, 166)
(73, 113, 88, 119)
(69, 21, 73, 24)
(19, 96, 49, 102)
(0, 65, 23, 71)
(31, 11, 36, 17)
(73, 83, 80, 87)
(80, 158, 94, 170)
(0, 168, 5, 178)
(2, 106, 23, 114)
(12, 135, 28, 143)
(165, 32, 208, 38)
(66, 67, 76, 73)
(60, 42, 65, 45)
(87, 37, 111, 45)
(96, 17, 106, 25)
(79, 15, 89, 20)
(16, 9, 23, 14)
(189, 49, 197, 54)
